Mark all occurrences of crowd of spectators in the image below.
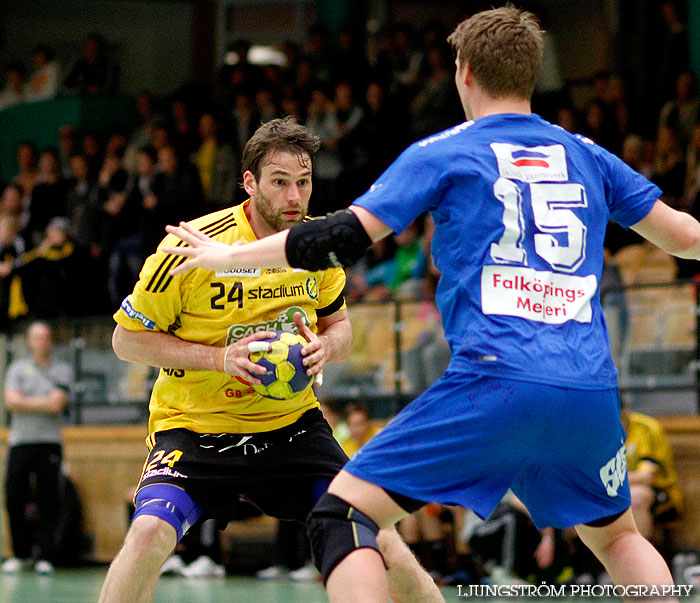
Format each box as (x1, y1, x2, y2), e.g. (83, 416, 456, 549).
(0, 0, 696, 329)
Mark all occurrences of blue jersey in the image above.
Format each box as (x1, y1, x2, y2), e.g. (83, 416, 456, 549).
(354, 113, 660, 389)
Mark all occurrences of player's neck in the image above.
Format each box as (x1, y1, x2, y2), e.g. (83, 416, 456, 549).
(467, 95, 532, 120)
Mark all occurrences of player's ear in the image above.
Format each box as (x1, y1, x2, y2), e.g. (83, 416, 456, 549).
(243, 170, 257, 197)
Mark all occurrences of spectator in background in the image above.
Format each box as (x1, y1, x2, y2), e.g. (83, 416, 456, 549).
(651, 125, 686, 208)
(254, 87, 279, 124)
(621, 407, 684, 540)
(25, 149, 68, 246)
(57, 125, 79, 179)
(1, 321, 72, 576)
(0, 62, 27, 111)
(81, 132, 103, 177)
(0, 214, 26, 329)
(13, 141, 39, 201)
(622, 134, 654, 179)
(410, 45, 459, 141)
(2, 183, 30, 233)
(659, 71, 699, 147)
(656, 0, 689, 109)
(143, 145, 203, 252)
(123, 91, 161, 171)
(13, 217, 78, 319)
(305, 86, 342, 215)
(342, 403, 381, 459)
(63, 34, 114, 96)
(555, 106, 579, 134)
(194, 112, 239, 207)
(228, 90, 257, 156)
(168, 98, 199, 159)
(26, 45, 59, 102)
(64, 154, 108, 314)
(363, 220, 428, 301)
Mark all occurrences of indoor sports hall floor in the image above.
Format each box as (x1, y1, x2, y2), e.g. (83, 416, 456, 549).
(3, 568, 692, 603)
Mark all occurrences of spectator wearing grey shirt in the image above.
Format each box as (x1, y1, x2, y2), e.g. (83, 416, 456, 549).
(2, 321, 72, 576)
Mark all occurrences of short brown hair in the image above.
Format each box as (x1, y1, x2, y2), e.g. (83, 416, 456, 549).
(242, 117, 320, 181)
(447, 6, 543, 99)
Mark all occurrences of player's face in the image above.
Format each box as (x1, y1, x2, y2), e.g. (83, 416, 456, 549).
(245, 150, 312, 236)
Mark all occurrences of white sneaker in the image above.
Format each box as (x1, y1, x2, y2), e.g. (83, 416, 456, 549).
(2, 558, 28, 574)
(181, 555, 225, 578)
(34, 560, 54, 575)
(288, 563, 318, 582)
(160, 554, 186, 576)
(255, 564, 288, 580)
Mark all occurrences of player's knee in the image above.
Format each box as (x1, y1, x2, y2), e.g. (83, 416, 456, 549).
(307, 492, 384, 584)
(133, 483, 202, 544)
(127, 514, 177, 559)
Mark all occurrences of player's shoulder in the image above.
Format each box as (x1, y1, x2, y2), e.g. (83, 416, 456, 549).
(159, 206, 239, 249)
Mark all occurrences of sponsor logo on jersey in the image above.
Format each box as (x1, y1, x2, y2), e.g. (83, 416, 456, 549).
(142, 465, 188, 480)
(417, 121, 472, 147)
(248, 283, 305, 299)
(306, 277, 319, 299)
(215, 267, 261, 277)
(599, 444, 627, 497)
(481, 265, 597, 324)
(120, 297, 156, 329)
(225, 306, 310, 344)
(490, 143, 568, 182)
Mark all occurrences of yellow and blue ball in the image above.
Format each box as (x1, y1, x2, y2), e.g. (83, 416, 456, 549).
(249, 331, 313, 400)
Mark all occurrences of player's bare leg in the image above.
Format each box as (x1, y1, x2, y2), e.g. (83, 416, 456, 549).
(379, 527, 444, 603)
(575, 508, 675, 600)
(99, 515, 177, 603)
(324, 470, 443, 603)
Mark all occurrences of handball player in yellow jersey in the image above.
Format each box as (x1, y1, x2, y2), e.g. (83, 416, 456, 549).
(99, 118, 440, 603)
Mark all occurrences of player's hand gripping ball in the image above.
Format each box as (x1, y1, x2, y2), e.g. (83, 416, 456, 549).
(248, 331, 313, 399)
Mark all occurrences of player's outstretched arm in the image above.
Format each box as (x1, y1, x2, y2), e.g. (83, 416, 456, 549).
(163, 206, 392, 276)
(631, 199, 700, 259)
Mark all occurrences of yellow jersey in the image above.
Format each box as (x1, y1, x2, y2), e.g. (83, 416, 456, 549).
(114, 201, 346, 435)
(625, 411, 684, 516)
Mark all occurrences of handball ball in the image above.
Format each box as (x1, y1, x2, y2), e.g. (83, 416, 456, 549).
(249, 331, 313, 400)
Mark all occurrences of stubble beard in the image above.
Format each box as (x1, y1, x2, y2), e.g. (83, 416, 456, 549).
(254, 191, 306, 233)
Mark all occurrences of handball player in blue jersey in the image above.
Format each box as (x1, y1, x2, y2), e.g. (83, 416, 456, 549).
(164, 6, 697, 600)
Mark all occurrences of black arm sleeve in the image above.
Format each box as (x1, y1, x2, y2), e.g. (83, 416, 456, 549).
(285, 209, 373, 271)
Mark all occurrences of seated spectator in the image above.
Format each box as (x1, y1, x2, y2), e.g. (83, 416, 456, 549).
(0, 214, 26, 329)
(409, 44, 460, 141)
(193, 112, 239, 207)
(57, 125, 79, 179)
(81, 132, 103, 176)
(464, 493, 569, 584)
(0, 62, 27, 111)
(659, 71, 699, 146)
(13, 141, 39, 201)
(651, 125, 686, 208)
(364, 220, 428, 300)
(123, 91, 162, 171)
(143, 145, 204, 252)
(63, 34, 114, 96)
(168, 98, 199, 158)
(341, 403, 381, 459)
(621, 407, 684, 539)
(25, 149, 68, 246)
(11, 217, 78, 319)
(1, 183, 30, 232)
(26, 45, 59, 102)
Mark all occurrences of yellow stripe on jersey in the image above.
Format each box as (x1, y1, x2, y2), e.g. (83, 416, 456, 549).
(114, 202, 346, 436)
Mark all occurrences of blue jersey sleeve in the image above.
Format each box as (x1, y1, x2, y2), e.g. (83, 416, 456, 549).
(353, 142, 449, 234)
(596, 146, 661, 228)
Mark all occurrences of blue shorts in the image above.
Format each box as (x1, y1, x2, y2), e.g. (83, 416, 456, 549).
(345, 370, 630, 529)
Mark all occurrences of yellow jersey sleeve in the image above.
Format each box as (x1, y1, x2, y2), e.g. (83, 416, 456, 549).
(114, 243, 187, 334)
(316, 266, 346, 317)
